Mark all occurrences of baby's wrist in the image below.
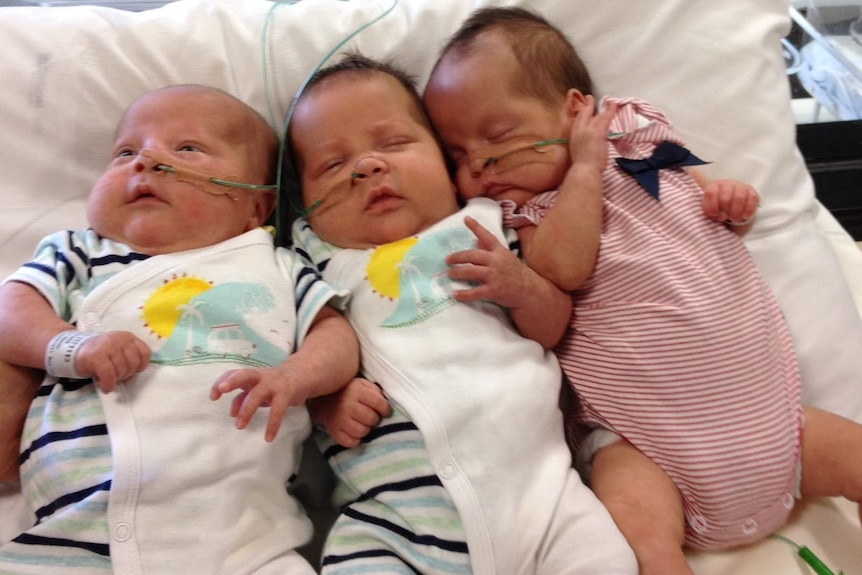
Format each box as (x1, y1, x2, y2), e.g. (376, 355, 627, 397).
(45, 330, 98, 379)
(563, 162, 603, 187)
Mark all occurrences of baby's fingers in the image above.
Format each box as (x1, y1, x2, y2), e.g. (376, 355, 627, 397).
(78, 332, 151, 393)
(597, 98, 618, 123)
(360, 382, 392, 418)
(327, 408, 379, 448)
(122, 338, 151, 376)
(92, 348, 149, 393)
(729, 188, 759, 223)
(232, 386, 283, 442)
(463, 216, 502, 251)
(446, 248, 488, 268)
(702, 180, 759, 224)
(330, 430, 362, 449)
(229, 390, 250, 419)
(595, 102, 618, 138)
(264, 398, 289, 443)
(210, 369, 259, 400)
(233, 387, 268, 431)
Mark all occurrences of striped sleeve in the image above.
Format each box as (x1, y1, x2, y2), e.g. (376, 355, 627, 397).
(275, 246, 347, 348)
(291, 216, 338, 274)
(3, 229, 148, 323)
(3, 230, 89, 321)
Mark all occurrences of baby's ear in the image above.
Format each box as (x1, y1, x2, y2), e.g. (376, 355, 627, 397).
(250, 190, 277, 229)
(562, 89, 590, 120)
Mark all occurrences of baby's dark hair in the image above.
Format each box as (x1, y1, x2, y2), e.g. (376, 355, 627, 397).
(302, 53, 432, 129)
(436, 7, 594, 108)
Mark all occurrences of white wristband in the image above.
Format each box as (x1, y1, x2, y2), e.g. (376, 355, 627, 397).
(45, 330, 98, 379)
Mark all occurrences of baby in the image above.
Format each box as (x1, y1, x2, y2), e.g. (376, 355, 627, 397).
(0, 84, 359, 574)
(282, 54, 638, 575)
(423, 7, 862, 575)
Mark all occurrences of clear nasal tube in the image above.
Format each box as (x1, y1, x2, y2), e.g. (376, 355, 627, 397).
(139, 150, 276, 201)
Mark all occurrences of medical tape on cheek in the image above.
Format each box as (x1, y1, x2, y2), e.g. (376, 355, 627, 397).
(139, 149, 241, 200)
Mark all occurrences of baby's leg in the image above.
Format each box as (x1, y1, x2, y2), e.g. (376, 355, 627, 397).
(0, 361, 41, 483)
(591, 438, 694, 575)
(799, 406, 862, 527)
(318, 405, 470, 575)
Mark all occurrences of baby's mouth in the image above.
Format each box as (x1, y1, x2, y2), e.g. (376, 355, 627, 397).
(130, 183, 164, 204)
(365, 187, 401, 211)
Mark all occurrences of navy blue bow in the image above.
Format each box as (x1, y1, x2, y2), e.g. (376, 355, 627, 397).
(615, 140, 708, 199)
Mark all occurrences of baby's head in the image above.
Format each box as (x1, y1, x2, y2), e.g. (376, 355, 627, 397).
(424, 7, 595, 207)
(88, 84, 279, 255)
(286, 54, 458, 249)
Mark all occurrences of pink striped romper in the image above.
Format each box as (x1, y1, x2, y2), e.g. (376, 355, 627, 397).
(501, 97, 803, 550)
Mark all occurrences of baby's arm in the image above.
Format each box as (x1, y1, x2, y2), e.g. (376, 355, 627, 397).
(210, 305, 361, 442)
(446, 216, 572, 349)
(520, 96, 617, 292)
(689, 168, 759, 233)
(0, 361, 40, 482)
(0, 281, 150, 394)
(308, 378, 392, 448)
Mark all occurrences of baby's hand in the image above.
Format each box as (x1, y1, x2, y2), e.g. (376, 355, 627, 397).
(702, 179, 759, 225)
(446, 216, 534, 308)
(567, 95, 616, 175)
(309, 378, 391, 448)
(211, 367, 309, 443)
(74, 331, 151, 393)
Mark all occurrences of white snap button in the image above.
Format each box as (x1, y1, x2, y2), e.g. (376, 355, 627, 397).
(114, 522, 132, 542)
(438, 462, 456, 479)
(690, 514, 709, 534)
(783, 493, 795, 509)
(82, 309, 99, 327)
(742, 518, 758, 535)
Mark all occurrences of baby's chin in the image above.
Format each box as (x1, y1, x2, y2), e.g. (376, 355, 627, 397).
(316, 223, 430, 250)
(309, 213, 433, 250)
(93, 223, 208, 256)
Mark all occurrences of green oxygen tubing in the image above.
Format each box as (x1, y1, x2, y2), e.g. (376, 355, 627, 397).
(772, 534, 844, 575)
(259, 0, 399, 246)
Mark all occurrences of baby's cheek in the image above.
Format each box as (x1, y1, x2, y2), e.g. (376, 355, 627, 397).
(454, 171, 481, 201)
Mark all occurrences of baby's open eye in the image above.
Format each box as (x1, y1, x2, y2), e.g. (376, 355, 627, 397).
(116, 148, 135, 158)
(178, 144, 202, 153)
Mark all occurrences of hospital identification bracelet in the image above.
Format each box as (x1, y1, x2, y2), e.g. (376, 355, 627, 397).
(45, 330, 99, 379)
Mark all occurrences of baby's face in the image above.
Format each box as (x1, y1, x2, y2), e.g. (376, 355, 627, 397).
(291, 72, 459, 249)
(87, 87, 271, 255)
(424, 33, 571, 207)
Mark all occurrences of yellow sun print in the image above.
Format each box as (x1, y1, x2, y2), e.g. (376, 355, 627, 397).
(141, 275, 213, 339)
(366, 237, 418, 299)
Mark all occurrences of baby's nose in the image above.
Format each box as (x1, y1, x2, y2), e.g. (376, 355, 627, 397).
(133, 151, 164, 173)
(467, 152, 495, 179)
(351, 155, 388, 179)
